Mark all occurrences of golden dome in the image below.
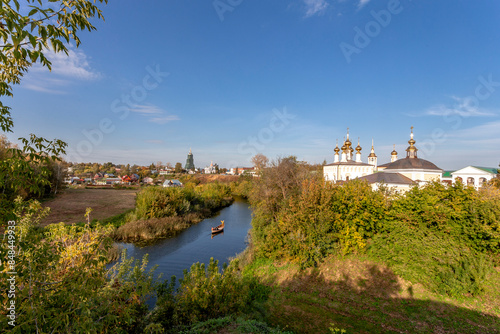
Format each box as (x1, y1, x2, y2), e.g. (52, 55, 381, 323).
(355, 138, 362, 153)
(391, 144, 397, 155)
(406, 126, 418, 158)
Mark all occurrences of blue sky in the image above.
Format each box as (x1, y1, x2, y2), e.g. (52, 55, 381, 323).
(6, 0, 500, 170)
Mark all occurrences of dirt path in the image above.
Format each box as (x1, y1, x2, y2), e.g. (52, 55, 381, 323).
(41, 188, 138, 226)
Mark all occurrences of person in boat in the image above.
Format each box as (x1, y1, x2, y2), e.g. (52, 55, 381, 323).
(212, 220, 224, 231)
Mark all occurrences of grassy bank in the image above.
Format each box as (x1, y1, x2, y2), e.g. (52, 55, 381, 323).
(242, 255, 500, 334)
(113, 183, 235, 242)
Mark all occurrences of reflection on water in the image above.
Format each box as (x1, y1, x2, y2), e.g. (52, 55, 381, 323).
(114, 198, 252, 282)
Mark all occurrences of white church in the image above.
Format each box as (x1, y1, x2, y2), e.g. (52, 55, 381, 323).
(323, 127, 444, 191)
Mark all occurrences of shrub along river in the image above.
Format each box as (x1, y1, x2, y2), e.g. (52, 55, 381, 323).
(114, 197, 252, 283)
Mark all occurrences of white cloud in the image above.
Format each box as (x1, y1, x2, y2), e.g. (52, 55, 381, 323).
(130, 104, 163, 115)
(129, 104, 180, 124)
(22, 46, 101, 93)
(424, 96, 496, 117)
(357, 0, 371, 9)
(303, 0, 329, 17)
(145, 139, 165, 145)
(31, 46, 101, 80)
(448, 120, 500, 140)
(149, 115, 180, 124)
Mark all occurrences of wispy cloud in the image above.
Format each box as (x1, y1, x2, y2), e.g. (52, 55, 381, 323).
(303, 0, 329, 17)
(149, 115, 180, 124)
(424, 96, 496, 117)
(130, 104, 163, 115)
(145, 139, 165, 145)
(31, 46, 101, 80)
(357, 0, 371, 10)
(448, 120, 500, 140)
(22, 46, 101, 93)
(130, 103, 180, 124)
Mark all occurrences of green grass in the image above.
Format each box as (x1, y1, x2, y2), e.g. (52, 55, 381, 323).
(246, 255, 500, 334)
(74, 209, 132, 228)
(176, 316, 294, 334)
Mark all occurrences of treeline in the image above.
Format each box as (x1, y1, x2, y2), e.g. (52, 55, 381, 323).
(249, 156, 500, 297)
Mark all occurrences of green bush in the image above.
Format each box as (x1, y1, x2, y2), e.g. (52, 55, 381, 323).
(150, 258, 271, 331)
(134, 184, 232, 221)
(251, 179, 387, 267)
(369, 221, 492, 297)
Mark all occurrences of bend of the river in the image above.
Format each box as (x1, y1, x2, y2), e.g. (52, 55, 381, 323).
(114, 198, 252, 284)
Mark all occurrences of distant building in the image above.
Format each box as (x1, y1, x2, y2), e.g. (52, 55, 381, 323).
(204, 161, 218, 174)
(451, 166, 498, 189)
(229, 167, 255, 176)
(323, 129, 377, 182)
(163, 179, 183, 188)
(324, 127, 443, 191)
(159, 168, 174, 175)
(143, 177, 154, 184)
(185, 148, 195, 170)
(377, 128, 442, 186)
(441, 171, 454, 185)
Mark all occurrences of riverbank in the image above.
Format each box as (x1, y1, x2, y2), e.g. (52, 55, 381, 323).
(112, 197, 234, 243)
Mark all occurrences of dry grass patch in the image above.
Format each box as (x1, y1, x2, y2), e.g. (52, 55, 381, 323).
(41, 188, 138, 225)
(113, 213, 203, 242)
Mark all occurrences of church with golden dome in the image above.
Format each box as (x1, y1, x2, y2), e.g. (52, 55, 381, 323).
(323, 129, 376, 182)
(324, 127, 443, 191)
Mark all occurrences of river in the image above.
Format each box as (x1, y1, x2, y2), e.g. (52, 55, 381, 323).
(113, 198, 252, 283)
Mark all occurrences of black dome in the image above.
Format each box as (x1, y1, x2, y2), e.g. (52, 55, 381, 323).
(384, 157, 441, 171)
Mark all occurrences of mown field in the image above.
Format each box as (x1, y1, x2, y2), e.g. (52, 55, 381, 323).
(40, 187, 138, 226)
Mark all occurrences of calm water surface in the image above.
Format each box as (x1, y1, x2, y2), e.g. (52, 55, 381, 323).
(115, 198, 252, 282)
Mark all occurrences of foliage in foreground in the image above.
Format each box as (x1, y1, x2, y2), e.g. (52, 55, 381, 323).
(0, 199, 158, 333)
(148, 258, 271, 332)
(176, 316, 294, 334)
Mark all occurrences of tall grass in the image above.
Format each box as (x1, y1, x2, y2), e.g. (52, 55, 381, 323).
(115, 183, 234, 242)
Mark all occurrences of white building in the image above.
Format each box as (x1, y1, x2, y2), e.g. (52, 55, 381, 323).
(204, 161, 219, 174)
(323, 130, 376, 182)
(159, 168, 174, 175)
(324, 127, 443, 190)
(163, 179, 183, 188)
(378, 128, 442, 186)
(451, 166, 498, 189)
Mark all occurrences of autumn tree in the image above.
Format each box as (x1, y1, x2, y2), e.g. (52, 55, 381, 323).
(175, 162, 183, 174)
(251, 153, 269, 174)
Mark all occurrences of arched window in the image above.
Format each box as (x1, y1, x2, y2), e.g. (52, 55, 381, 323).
(455, 177, 463, 183)
(467, 177, 475, 186)
(479, 177, 487, 186)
